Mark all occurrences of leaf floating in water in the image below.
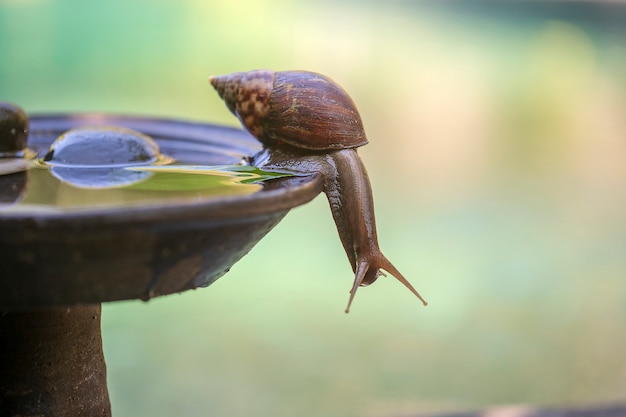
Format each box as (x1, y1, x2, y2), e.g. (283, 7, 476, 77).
(214, 165, 295, 184)
(125, 165, 293, 191)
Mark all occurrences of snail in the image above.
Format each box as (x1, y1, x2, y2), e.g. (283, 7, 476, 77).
(209, 70, 427, 313)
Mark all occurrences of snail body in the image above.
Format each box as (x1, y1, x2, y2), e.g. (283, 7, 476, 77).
(210, 70, 427, 312)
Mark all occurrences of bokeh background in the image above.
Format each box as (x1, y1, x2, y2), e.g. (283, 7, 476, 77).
(2, 1, 626, 416)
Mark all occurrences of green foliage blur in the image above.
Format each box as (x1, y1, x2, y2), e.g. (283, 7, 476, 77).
(2, 1, 626, 416)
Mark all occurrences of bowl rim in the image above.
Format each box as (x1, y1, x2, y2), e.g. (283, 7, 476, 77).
(0, 113, 323, 227)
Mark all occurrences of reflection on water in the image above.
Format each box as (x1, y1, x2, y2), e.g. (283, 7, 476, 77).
(0, 123, 293, 211)
(0, 164, 291, 211)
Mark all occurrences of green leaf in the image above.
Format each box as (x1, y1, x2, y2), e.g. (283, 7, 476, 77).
(125, 165, 293, 191)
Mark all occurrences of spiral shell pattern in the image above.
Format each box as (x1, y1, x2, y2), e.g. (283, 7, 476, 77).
(209, 70, 368, 151)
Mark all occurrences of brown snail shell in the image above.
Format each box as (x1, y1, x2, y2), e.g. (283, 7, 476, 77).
(209, 70, 368, 151)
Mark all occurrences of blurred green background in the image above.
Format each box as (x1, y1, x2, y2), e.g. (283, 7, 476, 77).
(2, 1, 626, 416)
